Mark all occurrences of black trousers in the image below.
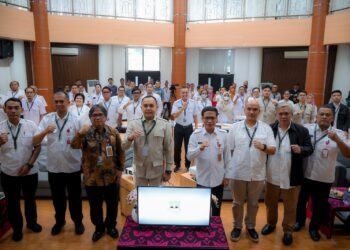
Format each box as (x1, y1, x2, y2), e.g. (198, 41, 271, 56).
(174, 123, 193, 169)
(197, 184, 224, 216)
(85, 183, 119, 232)
(0, 172, 38, 233)
(296, 178, 332, 231)
(48, 171, 83, 225)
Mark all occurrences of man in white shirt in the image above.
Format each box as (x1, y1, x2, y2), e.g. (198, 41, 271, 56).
(68, 83, 80, 103)
(142, 83, 163, 117)
(187, 106, 230, 216)
(258, 85, 277, 125)
(261, 102, 313, 246)
(21, 87, 46, 125)
(119, 87, 143, 122)
(6, 81, 25, 100)
(100, 86, 121, 128)
(233, 86, 246, 118)
(113, 86, 130, 127)
(293, 91, 315, 125)
(0, 98, 42, 241)
(162, 80, 172, 119)
(196, 89, 212, 123)
(90, 83, 103, 106)
(227, 98, 276, 243)
(271, 84, 281, 101)
(29, 85, 48, 107)
(33, 92, 84, 236)
(172, 86, 198, 173)
(295, 106, 350, 241)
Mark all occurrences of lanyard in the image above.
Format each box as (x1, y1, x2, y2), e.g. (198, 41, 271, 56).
(55, 113, 69, 141)
(117, 97, 124, 104)
(142, 118, 156, 145)
(12, 91, 18, 97)
(7, 121, 21, 150)
(104, 101, 111, 113)
(95, 93, 101, 104)
(313, 125, 328, 149)
(201, 100, 207, 108)
(182, 100, 188, 117)
(76, 106, 83, 116)
(263, 99, 270, 112)
(244, 122, 258, 148)
(277, 128, 289, 150)
(133, 101, 140, 115)
(26, 101, 35, 112)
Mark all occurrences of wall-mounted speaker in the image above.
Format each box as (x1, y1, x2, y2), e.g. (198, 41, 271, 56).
(0, 39, 14, 59)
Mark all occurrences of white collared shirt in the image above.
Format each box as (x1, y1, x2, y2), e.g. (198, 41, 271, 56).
(303, 124, 349, 183)
(163, 87, 171, 102)
(6, 89, 25, 99)
(37, 112, 82, 173)
(119, 100, 143, 121)
(21, 98, 46, 125)
(90, 92, 103, 105)
(227, 120, 276, 181)
(233, 95, 246, 117)
(196, 99, 212, 123)
(187, 127, 231, 187)
(68, 104, 90, 126)
(101, 98, 120, 128)
(172, 99, 197, 126)
(267, 125, 293, 189)
(217, 100, 235, 123)
(0, 119, 39, 176)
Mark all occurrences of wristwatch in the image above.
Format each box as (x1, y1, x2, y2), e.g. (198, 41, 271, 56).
(165, 170, 172, 175)
(261, 144, 267, 151)
(26, 163, 34, 169)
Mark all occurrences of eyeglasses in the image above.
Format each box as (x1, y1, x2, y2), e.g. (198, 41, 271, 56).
(91, 113, 104, 118)
(103, 91, 111, 94)
(143, 104, 155, 108)
(133, 92, 141, 95)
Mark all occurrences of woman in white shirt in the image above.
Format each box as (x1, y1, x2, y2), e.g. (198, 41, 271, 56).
(217, 91, 235, 123)
(278, 90, 294, 112)
(69, 93, 90, 125)
(196, 90, 212, 123)
(306, 93, 317, 123)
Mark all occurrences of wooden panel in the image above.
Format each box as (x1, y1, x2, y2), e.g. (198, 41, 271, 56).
(261, 47, 308, 92)
(51, 43, 98, 90)
(324, 45, 338, 103)
(24, 41, 33, 85)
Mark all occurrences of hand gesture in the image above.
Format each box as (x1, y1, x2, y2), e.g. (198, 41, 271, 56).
(200, 140, 209, 151)
(79, 124, 91, 135)
(46, 123, 57, 134)
(182, 101, 188, 110)
(291, 144, 301, 154)
(123, 101, 131, 110)
(328, 130, 339, 142)
(0, 133, 8, 146)
(127, 129, 142, 142)
(18, 164, 30, 176)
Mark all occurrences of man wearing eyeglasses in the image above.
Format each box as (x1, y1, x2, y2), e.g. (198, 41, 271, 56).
(118, 87, 143, 122)
(187, 106, 230, 216)
(122, 95, 173, 187)
(33, 92, 84, 236)
(101, 86, 122, 128)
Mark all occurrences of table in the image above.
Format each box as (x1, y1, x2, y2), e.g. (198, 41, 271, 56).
(117, 216, 229, 250)
(178, 172, 196, 187)
(120, 175, 135, 217)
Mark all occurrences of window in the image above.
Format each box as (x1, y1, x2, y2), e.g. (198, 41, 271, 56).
(127, 48, 160, 71)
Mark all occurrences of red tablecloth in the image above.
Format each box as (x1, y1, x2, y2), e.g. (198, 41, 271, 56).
(0, 197, 11, 239)
(117, 216, 229, 250)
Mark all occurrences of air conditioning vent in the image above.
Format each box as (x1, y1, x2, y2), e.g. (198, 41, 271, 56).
(284, 51, 308, 59)
(51, 47, 79, 56)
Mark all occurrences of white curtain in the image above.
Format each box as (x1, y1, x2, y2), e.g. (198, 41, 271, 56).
(206, 0, 224, 20)
(6, 0, 28, 8)
(48, 0, 72, 13)
(136, 0, 154, 19)
(245, 0, 265, 18)
(155, 0, 172, 21)
(73, 0, 94, 15)
(116, 0, 134, 18)
(95, 0, 115, 16)
(330, 0, 350, 11)
(226, 0, 243, 19)
(188, 0, 205, 21)
(266, 0, 287, 17)
(288, 0, 313, 16)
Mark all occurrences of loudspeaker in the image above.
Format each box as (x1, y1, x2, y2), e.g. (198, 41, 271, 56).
(0, 40, 14, 59)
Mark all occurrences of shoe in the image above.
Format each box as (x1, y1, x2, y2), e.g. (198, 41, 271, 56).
(230, 228, 241, 242)
(173, 167, 180, 173)
(282, 233, 293, 246)
(293, 222, 304, 232)
(92, 231, 104, 242)
(12, 231, 23, 242)
(107, 228, 119, 238)
(247, 228, 259, 243)
(27, 223, 42, 233)
(309, 230, 321, 241)
(51, 221, 66, 236)
(261, 224, 275, 235)
(75, 223, 85, 235)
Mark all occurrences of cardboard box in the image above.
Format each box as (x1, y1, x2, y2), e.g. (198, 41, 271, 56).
(120, 175, 135, 217)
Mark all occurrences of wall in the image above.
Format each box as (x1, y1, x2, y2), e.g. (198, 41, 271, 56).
(0, 41, 27, 93)
(332, 44, 350, 96)
(50, 43, 98, 90)
(186, 48, 199, 84)
(198, 49, 234, 74)
(324, 11, 350, 45)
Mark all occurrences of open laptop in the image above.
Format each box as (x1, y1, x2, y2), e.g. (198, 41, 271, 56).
(137, 186, 211, 226)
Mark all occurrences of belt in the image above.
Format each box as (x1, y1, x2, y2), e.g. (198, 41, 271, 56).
(175, 123, 192, 129)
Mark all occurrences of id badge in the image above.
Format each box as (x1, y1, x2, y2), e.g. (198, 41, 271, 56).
(142, 145, 149, 156)
(322, 149, 328, 158)
(96, 156, 103, 166)
(183, 118, 187, 123)
(106, 145, 113, 157)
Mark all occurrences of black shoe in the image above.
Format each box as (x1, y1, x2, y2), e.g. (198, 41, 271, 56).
(247, 228, 259, 243)
(293, 222, 304, 232)
(27, 223, 42, 233)
(107, 228, 119, 239)
(75, 223, 85, 235)
(92, 231, 104, 242)
(282, 233, 293, 246)
(261, 224, 275, 235)
(51, 221, 66, 236)
(173, 167, 180, 173)
(12, 231, 23, 242)
(230, 228, 241, 242)
(309, 230, 321, 241)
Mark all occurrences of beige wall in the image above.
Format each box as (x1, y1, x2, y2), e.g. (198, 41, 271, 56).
(48, 15, 174, 46)
(185, 18, 312, 48)
(0, 5, 35, 41)
(324, 11, 350, 45)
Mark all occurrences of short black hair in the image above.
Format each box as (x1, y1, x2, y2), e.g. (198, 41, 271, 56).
(4, 97, 22, 108)
(102, 86, 111, 92)
(90, 105, 107, 118)
(9, 80, 19, 86)
(201, 106, 218, 117)
(25, 87, 35, 93)
(142, 95, 157, 104)
(331, 89, 342, 95)
(71, 83, 78, 88)
(318, 105, 335, 116)
(132, 87, 141, 94)
(54, 91, 69, 100)
(262, 85, 271, 90)
(95, 83, 102, 88)
(252, 87, 260, 92)
(108, 77, 113, 81)
(118, 86, 125, 90)
(74, 93, 85, 102)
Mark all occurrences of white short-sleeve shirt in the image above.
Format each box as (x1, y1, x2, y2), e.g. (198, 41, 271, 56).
(172, 99, 197, 126)
(21, 98, 46, 125)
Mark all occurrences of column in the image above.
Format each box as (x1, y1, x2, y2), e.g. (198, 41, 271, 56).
(30, 0, 54, 111)
(172, 0, 187, 96)
(305, 0, 330, 106)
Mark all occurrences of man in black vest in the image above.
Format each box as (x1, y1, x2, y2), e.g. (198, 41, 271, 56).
(326, 90, 350, 137)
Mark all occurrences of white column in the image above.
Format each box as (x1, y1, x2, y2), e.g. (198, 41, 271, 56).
(10, 41, 27, 87)
(186, 48, 199, 85)
(233, 48, 250, 86)
(112, 45, 126, 86)
(98, 45, 113, 86)
(248, 47, 262, 88)
(332, 44, 350, 96)
(0, 59, 11, 92)
(160, 47, 172, 86)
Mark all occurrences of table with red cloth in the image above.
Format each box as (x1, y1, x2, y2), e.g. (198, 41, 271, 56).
(117, 216, 229, 250)
(306, 187, 350, 239)
(0, 194, 11, 239)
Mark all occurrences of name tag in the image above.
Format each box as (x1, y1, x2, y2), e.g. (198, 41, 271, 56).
(142, 145, 149, 156)
(106, 145, 113, 157)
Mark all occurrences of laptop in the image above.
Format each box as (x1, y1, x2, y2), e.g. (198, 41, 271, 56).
(137, 186, 212, 226)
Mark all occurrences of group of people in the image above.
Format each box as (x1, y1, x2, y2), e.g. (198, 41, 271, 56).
(0, 78, 350, 247)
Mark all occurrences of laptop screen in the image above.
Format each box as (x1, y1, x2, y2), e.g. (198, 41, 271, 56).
(137, 186, 211, 226)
